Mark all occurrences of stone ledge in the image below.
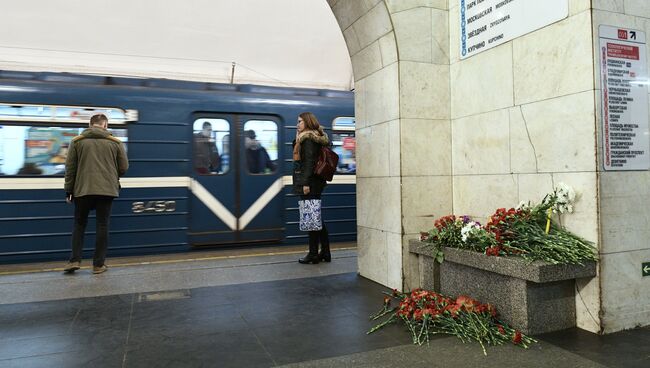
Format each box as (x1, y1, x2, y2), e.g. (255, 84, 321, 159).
(409, 239, 597, 283)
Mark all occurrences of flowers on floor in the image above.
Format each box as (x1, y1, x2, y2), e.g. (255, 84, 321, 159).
(419, 184, 597, 265)
(368, 289, 536, 354)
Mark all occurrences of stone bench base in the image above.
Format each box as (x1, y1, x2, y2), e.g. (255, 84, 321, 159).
(409, 240, 597, 335)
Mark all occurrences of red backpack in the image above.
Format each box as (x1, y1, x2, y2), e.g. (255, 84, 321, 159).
(314, 145, 339, 181)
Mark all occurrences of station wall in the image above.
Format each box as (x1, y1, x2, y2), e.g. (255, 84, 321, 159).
(331, 0, 650, 334)
(592, 0, 650, 333)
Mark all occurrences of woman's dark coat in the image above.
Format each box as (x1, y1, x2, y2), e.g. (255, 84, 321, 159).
(292, 131, 329, 196)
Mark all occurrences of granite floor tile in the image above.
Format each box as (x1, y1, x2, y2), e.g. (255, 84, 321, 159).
(124, 330, 274, 368)
(252, 313, 404, 365)
(0, 351, 124, 368)
(129, 301, 247, 339)
(539, 327, 650, 368)
(0, 331, 126, 361)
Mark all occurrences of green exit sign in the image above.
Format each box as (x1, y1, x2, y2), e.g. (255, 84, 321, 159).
(644, 262, 650, 277)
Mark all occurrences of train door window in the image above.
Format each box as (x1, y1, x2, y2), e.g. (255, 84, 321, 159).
(243, 120, 278, 175)
(193, 118, 230, 175)
(331, 117, 356, 174)
(0, 125, 127, 176)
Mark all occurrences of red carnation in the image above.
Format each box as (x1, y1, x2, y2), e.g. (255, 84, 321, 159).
(497, 324, 506, 335)
(512, 330, 522, 344)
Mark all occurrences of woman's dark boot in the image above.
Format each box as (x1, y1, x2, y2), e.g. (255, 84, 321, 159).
(299, 231, 320, 264)
(298, 254, 320, 264)
(318, 225, 331, 262)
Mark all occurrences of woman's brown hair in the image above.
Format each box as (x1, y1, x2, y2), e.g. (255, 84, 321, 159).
(299, 112, 322, 133)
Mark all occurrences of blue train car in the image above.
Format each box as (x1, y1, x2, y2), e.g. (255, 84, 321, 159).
(0, 71, 356, 263)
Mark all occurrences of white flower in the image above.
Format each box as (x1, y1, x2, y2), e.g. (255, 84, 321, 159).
(552, 183, 577, 214)
(516, 201, 530, 210)
(460, 221, 481, 242)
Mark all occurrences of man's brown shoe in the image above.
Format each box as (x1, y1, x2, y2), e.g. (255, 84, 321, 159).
(92, 265, 108, 274)
(63, 261, 80, 273)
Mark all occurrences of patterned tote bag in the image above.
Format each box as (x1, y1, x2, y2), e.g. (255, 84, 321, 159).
(298, 199, 322, 231)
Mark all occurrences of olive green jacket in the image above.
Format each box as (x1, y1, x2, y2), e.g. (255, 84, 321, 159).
(64, 127, 129, 197)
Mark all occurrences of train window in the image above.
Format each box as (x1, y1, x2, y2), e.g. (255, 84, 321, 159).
(243, 120, 278, 175)
(331, 117, 356, 174)
(0, 125, 127, 176)
(193, 118, 230, 175)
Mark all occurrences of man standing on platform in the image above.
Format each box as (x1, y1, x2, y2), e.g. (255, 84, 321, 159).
(63, 114, 129, 274)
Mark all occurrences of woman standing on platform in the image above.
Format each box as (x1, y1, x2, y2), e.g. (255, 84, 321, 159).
(293, 112, 331, 264)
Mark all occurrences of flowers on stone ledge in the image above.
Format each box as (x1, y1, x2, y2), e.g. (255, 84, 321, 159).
(368, 289, 536, 355)
(419, 184, 597, 265)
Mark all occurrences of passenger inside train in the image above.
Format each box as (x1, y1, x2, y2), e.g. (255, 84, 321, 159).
(245, 129, 275, 174)
(193, 121, 221, 174)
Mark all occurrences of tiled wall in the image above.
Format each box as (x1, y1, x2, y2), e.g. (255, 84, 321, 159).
(386, 0, 453, 291)
(448, 1, 601, 332)
(330, 0, 403, 290)
(331, 0, 649, 334)
(592, 0, 650, 333)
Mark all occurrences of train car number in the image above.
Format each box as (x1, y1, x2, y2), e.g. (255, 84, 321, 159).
(132, 201, 176, 213)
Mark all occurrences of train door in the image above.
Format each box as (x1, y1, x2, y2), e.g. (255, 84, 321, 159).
(189, 114, 283, 245)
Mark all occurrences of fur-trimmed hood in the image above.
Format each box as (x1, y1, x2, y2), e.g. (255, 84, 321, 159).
(297, 130, 329, 146)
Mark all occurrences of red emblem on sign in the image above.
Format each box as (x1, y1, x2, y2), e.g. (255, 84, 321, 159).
(607, 43, 640, 60)
(618, 29, 628, 39)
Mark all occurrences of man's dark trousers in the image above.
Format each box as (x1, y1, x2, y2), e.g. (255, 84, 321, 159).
(69, 195, 114, 267)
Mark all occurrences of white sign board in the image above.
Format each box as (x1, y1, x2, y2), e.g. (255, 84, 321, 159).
(599, 25, 650, 171)
(459, 0, 568, 59)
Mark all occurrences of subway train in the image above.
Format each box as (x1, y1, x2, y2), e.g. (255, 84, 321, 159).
(0, 71, 356, 263)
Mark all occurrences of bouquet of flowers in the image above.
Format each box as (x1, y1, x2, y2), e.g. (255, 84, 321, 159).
(368, 289, 536, 355)
(419, 184, 597, 265)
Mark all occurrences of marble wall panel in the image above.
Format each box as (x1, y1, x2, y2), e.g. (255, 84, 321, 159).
(353, 2, 393, 50)
(593, 0, 624, 12)
(388, 119, 401, 176)
(351, 41, 382, 80)
(392, 7, 432, 62)
(400, 119, 452, 176)
(518, 91, 597, 173)
(356, 122, 390, 178)
(343, 26, 362, 56)
(386, 232, 404, 290)
(356, 177, 402, 233)
(553, 172, 599, 243)
(331, 0, 374, 31)
(378, 32, 398, 66)
(624, 0, 650, 18)
(570, 0, 592, 15)
(354, 78, 367, 129)
(401, 176, 453, 234)
(600, 249, 650, 333)
(513, 11, 594, 105)
(357, 226, 388, 286)
(517, 173, 554, 205)
(575, 276, 602, 333)
(451, 109, 510, 175)
(365, 62, 400, 125)
(509, 107, 539, 173)
(452, 175, 519, 220)
(365, 0, 383, 8)
(600, 171, 650, 254)
(431, 8, 450, 65)
(403, 234, 421, 291)
(385, 0, 448, 13)
(400, 61, 450, 120)
(450, 44, 514, 119)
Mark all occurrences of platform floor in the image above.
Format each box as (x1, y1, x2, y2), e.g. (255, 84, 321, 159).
(0, 247, 648, 367)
